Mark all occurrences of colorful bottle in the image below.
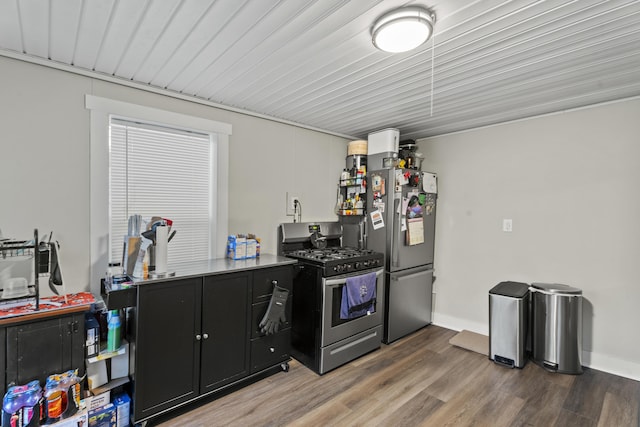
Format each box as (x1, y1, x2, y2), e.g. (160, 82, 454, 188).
(44, 370, 81, 422)
(107, 310, 122, 352)
(2, 380, 42, 427)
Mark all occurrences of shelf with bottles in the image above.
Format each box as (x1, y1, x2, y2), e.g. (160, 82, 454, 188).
(339, 169, 366, 189)
(336, 191, 366, 217)
(337, 167, 367, 216)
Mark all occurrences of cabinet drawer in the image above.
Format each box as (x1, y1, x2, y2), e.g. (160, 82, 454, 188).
(250, 329, 291, 374)
(252, 266, 292, 303)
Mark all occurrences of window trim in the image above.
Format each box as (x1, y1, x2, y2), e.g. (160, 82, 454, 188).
(86, 95, 231, 294)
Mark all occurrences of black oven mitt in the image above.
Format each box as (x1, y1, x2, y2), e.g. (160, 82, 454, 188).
(259, 285, 289, 335)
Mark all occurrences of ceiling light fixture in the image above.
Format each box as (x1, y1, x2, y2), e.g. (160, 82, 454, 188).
(372, 6, 436, 53)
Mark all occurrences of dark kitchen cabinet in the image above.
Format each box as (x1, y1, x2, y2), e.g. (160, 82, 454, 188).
(1, 312, 86, 398)
(133, 277, 201, 422)
(249, 266, 292, 373)
(132, 273, 250, 422)
(127, 257, 296, 426)
(200, 273, 250, 392)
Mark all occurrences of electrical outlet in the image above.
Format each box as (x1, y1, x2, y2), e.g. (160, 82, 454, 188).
(286, 193, 300, 216)
(503, 219, 513, 232)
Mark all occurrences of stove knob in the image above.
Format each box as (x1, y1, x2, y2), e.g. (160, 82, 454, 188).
(333, 266, 339, 272)
(355, 262, 361, 269)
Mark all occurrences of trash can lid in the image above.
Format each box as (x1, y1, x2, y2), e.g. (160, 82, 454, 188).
(489, 281, 529, 298)
(530, 282, 582, 295)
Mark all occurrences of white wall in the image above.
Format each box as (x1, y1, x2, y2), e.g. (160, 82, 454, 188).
(418, 97, 640, 380)
(0, 56, 347, 296)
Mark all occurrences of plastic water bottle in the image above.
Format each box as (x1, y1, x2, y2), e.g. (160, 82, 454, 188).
(107, 310, 121, 352)
(2, 380, 42, 427)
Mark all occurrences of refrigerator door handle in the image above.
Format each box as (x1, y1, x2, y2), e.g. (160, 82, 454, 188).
(391, 197, 401, 268)
(391, 268, 434, 282)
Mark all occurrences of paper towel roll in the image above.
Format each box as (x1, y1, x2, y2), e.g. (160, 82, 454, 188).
(155, 225, 168, 274)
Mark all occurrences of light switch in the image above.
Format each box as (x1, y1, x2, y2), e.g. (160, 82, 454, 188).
(503, 219, 513, 232)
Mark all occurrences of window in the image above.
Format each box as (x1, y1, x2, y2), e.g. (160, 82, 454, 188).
(87, 95, 231, 292)
(109, 118, 214, 265)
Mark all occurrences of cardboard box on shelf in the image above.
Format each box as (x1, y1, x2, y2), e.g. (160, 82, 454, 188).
(86, 359, 108, 390)
(85, 314, 100, 358)
(110, 342, 129, 379)
(86, 390, 110, 410)
(112, 393, 130, 427)
(52, 409, 89, 427)
(88, 403, 116, 427)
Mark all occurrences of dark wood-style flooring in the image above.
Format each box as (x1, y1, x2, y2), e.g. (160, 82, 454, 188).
(152, 325, 639, 426)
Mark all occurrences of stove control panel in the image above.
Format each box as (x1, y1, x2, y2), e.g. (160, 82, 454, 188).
(330, 257, 382, 274)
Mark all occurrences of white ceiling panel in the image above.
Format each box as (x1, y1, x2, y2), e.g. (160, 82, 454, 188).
(113, 1, 183, 78)
(0, 1, 23, 53)
(130, 0, 215, 83)
(49, 0, 83, 64)
(16, 0, 49, 58)
(1, 0, 639, 139)
(72, 0, 117, 69)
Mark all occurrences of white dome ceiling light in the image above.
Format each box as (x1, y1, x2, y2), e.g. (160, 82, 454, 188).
(372, 6, 436, 53)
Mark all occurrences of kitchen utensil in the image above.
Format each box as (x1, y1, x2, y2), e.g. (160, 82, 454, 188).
(48, 241, 68, 303)
(155, 226, 168, 274)
(310, 231, 327, 249)
(141, 230, 156, 244)
(147, 216, 163, 231)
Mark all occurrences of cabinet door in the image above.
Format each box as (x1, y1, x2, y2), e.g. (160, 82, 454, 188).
(200, 272, 250, 394)
(134, 278, 201, 422)
(5, 314, 84, 390)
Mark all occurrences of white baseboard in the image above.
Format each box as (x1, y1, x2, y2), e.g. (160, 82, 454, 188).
(582, 351, 640, 381)
(433, 312, 640, 381)
(432, 312, 488, 336)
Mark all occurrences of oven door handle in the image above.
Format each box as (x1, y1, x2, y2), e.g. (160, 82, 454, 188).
(324, 269, 384, 287)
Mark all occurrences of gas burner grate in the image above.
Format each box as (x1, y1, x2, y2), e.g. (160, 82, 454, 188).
(285, 247, 378, 263)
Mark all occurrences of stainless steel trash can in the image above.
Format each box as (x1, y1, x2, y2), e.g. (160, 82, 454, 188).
(489, 281, 529, 368)
(531, 283, 583, 374)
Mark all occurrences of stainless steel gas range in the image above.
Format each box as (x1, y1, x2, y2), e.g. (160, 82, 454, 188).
(278, 222, 384, 374)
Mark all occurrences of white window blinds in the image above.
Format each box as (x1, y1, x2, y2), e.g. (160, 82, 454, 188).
(109, 118, 214, 267)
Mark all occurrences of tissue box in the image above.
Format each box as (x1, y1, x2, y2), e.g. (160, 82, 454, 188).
(112, 393, 130, 427)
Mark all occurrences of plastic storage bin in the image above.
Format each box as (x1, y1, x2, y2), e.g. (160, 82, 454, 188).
(531, 283, 583, 374)
(489, 281, 530, 368)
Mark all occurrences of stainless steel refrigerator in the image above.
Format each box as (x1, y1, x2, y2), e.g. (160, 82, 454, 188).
(366, 168, 437, 343)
